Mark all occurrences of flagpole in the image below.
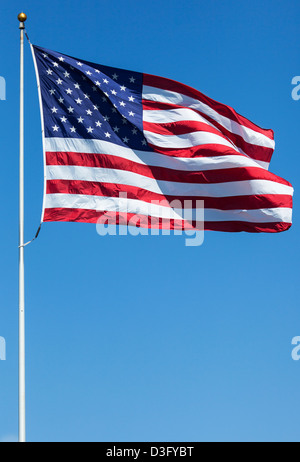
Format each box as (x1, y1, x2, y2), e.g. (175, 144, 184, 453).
(18, 11, 27, 444)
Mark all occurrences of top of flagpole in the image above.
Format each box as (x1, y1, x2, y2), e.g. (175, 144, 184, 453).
(18, 12, 27, 29)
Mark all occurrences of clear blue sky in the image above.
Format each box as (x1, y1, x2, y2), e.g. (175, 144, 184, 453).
(0, 0, 299, 442)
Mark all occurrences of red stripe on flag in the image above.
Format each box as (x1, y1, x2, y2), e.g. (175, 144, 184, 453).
(145, 143, 247, 159)
(143, 119, 231, 138)
(43, 208, 192, 230)
(204, 220, 291, 233)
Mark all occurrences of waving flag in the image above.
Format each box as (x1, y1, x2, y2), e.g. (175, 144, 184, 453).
(31, 45, 293, 233)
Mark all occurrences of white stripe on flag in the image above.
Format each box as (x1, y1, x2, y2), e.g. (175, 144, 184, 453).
(143, 129, 239, 150)
(143, 107, 216, 125)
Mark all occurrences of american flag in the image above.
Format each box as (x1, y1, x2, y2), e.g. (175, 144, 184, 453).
(32, 44, 293, 233)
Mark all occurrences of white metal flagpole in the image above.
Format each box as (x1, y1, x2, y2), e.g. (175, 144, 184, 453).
(18, 11, 27, 443)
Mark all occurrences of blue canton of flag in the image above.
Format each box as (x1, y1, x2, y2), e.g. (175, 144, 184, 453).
(33, 45, 149, 150)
